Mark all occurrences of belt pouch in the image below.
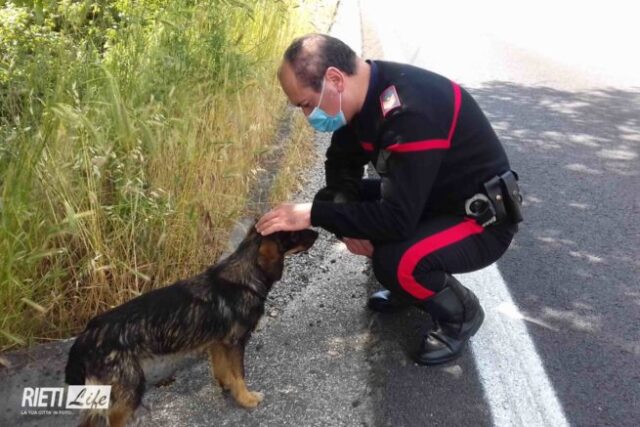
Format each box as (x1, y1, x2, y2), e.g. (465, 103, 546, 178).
(499, 170, 524, 224)
(483, 176, 507, 223)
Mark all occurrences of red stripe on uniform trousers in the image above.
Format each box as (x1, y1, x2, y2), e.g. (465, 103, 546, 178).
(396, 218, 484, 300)
(384, 81, 463, 153)
(360, 141, 374, 151)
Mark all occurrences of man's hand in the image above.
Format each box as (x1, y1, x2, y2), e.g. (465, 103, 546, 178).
(343, 238, 374, 258)
(256, 203, 312, 235)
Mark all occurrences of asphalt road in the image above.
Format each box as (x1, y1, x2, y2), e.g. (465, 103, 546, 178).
(360, 0, 640, 426)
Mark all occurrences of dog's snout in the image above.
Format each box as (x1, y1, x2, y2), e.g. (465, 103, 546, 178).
(299, 229, 319, 247)
(281, 229, 318, 255)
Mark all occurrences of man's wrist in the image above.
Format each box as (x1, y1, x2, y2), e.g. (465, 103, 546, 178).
(301, 202, 312, 228)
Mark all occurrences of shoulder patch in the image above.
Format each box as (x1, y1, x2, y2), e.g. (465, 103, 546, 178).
(380, 85, 401, 117)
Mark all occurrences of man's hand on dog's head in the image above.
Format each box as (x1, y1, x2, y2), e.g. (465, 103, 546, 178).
(256, 202, 312, 236)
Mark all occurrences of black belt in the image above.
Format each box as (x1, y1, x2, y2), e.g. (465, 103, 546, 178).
(464, 170, 523, 227)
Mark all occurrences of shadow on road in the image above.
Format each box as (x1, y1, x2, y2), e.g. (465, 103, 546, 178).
(363, 273, 493, 427)
(472, 82, 640, 427)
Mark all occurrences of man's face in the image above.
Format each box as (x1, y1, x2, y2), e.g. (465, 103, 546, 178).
(278, 62, 342, 118)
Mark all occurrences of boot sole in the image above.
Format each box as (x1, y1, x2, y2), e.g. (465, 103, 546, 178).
(415, 306, 485, 366)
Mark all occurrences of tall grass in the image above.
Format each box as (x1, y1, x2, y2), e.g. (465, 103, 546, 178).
(0, 0, 325, 350)
(269, 110, 316, 204)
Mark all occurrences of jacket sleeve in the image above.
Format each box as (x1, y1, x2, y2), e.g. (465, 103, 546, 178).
(314, 125, 369, 203)
(310, 111, 448, 241)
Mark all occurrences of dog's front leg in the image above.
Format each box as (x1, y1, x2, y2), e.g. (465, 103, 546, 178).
(209, 342, 233, 391)
(209, 342, 263, 408)
(228, 343, 264, 408)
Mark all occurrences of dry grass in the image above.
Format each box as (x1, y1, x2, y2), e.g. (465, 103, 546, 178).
(0, 0, 337, 350)
(269, 109, 317, 205)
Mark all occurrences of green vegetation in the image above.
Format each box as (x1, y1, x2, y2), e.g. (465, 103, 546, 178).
(0, 0, 327, 349)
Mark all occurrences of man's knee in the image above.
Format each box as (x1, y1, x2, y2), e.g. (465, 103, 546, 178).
(372, 242, 446, 299)
(314, 179, 381, 204)
(313, 187, 338, 203)
(314, 184, 361, 204)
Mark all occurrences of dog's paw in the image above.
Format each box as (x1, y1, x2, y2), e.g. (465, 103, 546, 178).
(250, 391, 264, 403)
(237, 390, 264, 408)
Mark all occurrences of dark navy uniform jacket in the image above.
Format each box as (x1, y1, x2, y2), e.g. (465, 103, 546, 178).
(310, 60, 512, 242)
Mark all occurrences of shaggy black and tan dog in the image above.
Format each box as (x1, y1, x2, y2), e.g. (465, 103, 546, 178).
(65, 225, 318, 427)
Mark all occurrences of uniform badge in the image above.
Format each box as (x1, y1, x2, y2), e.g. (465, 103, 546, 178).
(380, 85, 401, 117)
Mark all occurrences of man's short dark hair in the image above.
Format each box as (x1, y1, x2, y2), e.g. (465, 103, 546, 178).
(283, 34, 357, 92)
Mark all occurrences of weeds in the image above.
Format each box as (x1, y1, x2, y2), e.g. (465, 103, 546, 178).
(0, 0, 327, 349)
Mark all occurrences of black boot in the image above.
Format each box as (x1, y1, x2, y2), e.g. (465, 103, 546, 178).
(416, 275, 484, 365)
(367, 290, 414, 313)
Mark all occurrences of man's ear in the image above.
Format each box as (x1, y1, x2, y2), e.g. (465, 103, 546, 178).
(257, 239, 284, 281)
(325, 66, 344, 92)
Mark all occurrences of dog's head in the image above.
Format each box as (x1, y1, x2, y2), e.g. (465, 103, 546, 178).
(243, 226, 318, 281)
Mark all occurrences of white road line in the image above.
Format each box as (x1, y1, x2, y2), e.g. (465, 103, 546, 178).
(460, 266, 570, 427)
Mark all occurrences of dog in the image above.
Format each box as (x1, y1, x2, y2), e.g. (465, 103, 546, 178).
(65, 225, 318, 427)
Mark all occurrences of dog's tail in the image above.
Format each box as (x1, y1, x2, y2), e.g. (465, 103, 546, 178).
(65, 337, 87, 385)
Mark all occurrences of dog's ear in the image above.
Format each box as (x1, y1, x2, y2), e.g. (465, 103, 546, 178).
(244, 221, 261, 240)
(257, 238, 284, 281)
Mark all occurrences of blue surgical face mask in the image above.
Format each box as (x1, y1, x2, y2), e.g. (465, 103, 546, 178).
(307, 78, 346, 132)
